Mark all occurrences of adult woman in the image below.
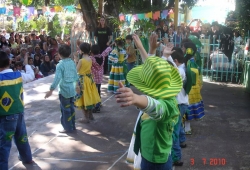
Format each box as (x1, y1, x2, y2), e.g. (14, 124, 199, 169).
(24, 35, 32, 47)
(0, 36, 11, 49)
(15, 35, 22, 47)
(168, 28, 174, 42)
(51, 53, 60, 68)
(48, 38, 58, 60)
(40, 54, 55, 77)
(39, 34, 47, 54)
(94, 17, 112, 74)
(9, 36, 18, 49)
(33, 54, 42, 68)
(43, 36, 51, 53)
(14, 33, 22, 49)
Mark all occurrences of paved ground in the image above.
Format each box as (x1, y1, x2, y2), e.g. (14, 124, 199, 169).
(8, 75, 250, 170)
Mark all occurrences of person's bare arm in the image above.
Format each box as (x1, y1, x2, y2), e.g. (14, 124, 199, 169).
(115, 82, 148, 108)
(76, 59, 82, 72)
(106, 35, 112, 46)
(94, 36, 97, 44)
(148, 33, 161, 55)
(132, 34, 148, 62)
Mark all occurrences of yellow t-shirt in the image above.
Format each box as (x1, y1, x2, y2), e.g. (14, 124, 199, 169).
(126, 45, 136, 63)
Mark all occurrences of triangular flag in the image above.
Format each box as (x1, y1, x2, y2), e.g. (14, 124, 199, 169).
(54, 6, 63, 12)
(133, 14, 138, 21)
(161, 10, 168, 19)
(137, 13, 144, 20)
(50, 7, 55, 13)
(145, 12, 152, 19)
(27, 7, 35, 16)
(119, 14, 125, 21)
(0, 7, 6, 14)
(153, 11, 160, 20)
(13, 6, 21, 17)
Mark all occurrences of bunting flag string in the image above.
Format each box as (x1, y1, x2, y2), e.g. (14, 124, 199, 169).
(119, 9, 173, 22)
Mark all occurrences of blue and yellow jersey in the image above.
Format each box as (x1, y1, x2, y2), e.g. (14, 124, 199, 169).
(0, 72, 24, 116)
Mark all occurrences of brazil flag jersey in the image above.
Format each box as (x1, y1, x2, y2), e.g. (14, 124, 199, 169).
(0, 71, 24, 116)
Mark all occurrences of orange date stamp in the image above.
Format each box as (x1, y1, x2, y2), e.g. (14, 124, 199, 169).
(190, 158, 226, 166)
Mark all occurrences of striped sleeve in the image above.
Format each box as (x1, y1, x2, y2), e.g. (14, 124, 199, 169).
(141, 96, 165, 120)
(108, 49, 118, 61)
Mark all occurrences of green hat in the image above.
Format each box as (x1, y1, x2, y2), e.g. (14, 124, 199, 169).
(127, 56, 182, 99)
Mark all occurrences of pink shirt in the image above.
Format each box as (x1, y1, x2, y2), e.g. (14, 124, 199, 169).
(91, 47, 112, 84)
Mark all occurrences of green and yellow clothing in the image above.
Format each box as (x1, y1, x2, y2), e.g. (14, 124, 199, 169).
(0, 70, 24, 116)
(134, 96, 179, 163)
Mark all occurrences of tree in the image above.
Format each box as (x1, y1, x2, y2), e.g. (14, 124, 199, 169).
(78, 0, 199, 31)
(15, 0, 198, 31)
(79, 0, 97, 31)
(235, 0, 250, 34)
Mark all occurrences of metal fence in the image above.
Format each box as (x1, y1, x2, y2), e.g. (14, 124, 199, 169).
(70, 31, 250, 83)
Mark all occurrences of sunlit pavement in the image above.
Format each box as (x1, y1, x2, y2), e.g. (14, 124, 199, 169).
(8, 76, 250, 170)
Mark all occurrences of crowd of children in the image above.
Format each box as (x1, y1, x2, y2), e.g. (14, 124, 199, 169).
(120, 32, 205, 169)
(1, 19, 206, 169)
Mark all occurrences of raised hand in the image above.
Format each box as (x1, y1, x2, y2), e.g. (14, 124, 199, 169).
(163, 42, 175, 56)
(132, 34, 144, 50)
(149, 33, 161, 51)
(115, 81, 135, 107)
(132, 34, 148, 62)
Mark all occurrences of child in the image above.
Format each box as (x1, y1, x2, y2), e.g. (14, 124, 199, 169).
(0, 51, 33, 168)
(90, 44, 112, 113)
(117, 34, 182, 170)
(74, 43, 101, 123)
(164, 47, 189, 166)
(182, 42, 205, 134)
(45, 45, 78, 133)
(125, 35, 136, 72)
(108, 37, 129, 93)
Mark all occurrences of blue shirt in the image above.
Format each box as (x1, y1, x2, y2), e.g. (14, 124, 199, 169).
(50, 58, 78, 98)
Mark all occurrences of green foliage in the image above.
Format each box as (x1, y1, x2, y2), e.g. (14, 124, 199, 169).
(54, 0, 75, 6)
(16, 16, 48, 32)
(134, 19, 155, 32)
(16, 18, 32, 32)
(48, 14, 62, 37)
(236, 0, 250, 35)
(181, 0, 199, 9)
(109, 18, 124, 27)
(63, 16, 74, 35)
(4, 21, 14, 33)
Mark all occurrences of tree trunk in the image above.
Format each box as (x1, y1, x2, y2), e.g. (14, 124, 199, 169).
(98, 0, 104, 16)
(104, 0, 120, 17)
(45, 0, 50, 6)
(79, 0, 97, 32)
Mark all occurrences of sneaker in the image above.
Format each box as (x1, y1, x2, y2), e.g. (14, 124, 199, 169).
(93, 107, 100, 113)
(59, 129, 75, 133)
(180, 142, 187, 148)
(173, 161, 183, 166)
(18, 156, 34, 164)
(185, 130, 192, 135)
